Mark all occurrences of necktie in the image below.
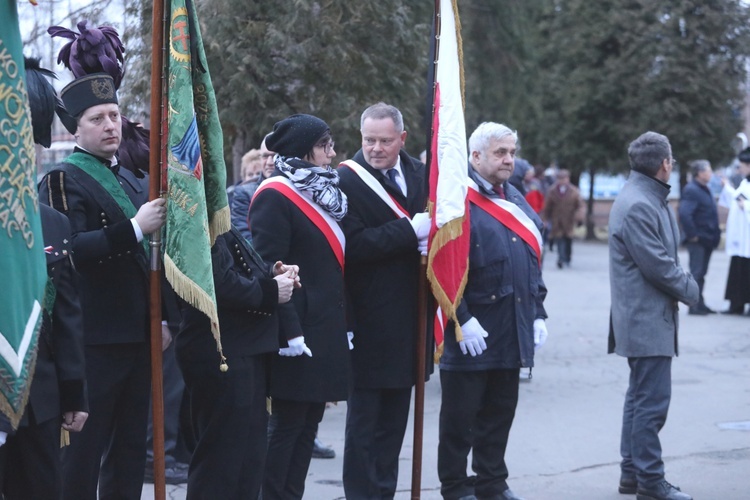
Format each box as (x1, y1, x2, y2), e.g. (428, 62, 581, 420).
(385, 168, 403, 195)
(493, 185, 506, 200)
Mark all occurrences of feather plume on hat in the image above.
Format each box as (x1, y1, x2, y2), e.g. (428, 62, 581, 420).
(48, 20, 150, 175)
(48, 21, 125, 90)
(23, 57, 77, 147)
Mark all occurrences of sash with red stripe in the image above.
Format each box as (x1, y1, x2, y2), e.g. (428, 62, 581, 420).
(467, 184, 543, 266)
(253, 177, 346, 269)
(339, 160, 411, 220)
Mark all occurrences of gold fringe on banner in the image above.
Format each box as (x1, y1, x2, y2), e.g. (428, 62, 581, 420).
(208, 205, 231, 246)
(426, 214, 470, 364)
(452, 0, 465, 110)
(164, 253, 227, 371)
(60, 428, 70, 448)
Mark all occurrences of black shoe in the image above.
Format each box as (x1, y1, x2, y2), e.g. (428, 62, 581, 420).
(636, 480, 691, 500)
(556, 260, 563, 269)
(688, 307, 708, 316)
(501, 488, 525, 500)
(702, 306, 716, 314)
(721, 307, 744, 315)
(619, 475, 637, 494)
(311, 437, 335, 459)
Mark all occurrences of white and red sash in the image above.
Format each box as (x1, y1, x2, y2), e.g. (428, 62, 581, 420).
(253, 177, 346, 269)
(467, 181, 543, 266)
(340, 160, 411, 220)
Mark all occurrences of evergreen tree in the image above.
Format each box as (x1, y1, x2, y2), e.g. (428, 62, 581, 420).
(198, 0, 432, 177)
(537, 0, 750, 237)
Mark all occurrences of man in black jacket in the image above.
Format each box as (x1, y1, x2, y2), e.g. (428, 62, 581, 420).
(176, 227, 298, 499)
(38, 74, 167, 500)
(338, 102, 431, 499)
(678, 160, 721, 315)
(0, 205, 89, 500)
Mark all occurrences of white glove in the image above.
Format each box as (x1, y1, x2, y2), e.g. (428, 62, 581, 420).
(347, 331, 354, 350)
(458, 317, 489, 356)
(409, 212, 431, 243)
(279, 336, 313, 357)
(418, 240, 428, 256)
(0, 431, 6, 447)
(533, 318, 548, 350)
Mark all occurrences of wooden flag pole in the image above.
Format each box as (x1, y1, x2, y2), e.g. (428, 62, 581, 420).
(411, 4, 443, 498)
(411, 3, 443, 498)
(411, 256, 429, 500)
(148, 0, 168, 498)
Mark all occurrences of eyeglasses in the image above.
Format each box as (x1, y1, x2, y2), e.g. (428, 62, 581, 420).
(316, 141, 335, 154)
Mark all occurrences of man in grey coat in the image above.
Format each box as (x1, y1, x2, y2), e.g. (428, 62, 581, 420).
(608, 131, 699, 500)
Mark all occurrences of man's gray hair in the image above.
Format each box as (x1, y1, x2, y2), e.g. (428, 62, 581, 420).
(628, 131, 671, 177)
(468, 122, 518, 158)
(360, 102, 404, 133)
(688, 159, 710, 178)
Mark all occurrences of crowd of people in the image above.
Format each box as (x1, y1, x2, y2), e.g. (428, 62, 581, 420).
(4, 18, 750, 500)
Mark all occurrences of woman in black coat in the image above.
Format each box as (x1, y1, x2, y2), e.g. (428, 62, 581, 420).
(248, 114, 351, 499)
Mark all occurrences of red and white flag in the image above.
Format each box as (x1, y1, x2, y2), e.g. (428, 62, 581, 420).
(426, 0, 470, 361)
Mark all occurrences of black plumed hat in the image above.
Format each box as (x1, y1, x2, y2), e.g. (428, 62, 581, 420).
(266, 114, 329, 159)
(24, 57, 58, 147)
(60, 73, 118, 119)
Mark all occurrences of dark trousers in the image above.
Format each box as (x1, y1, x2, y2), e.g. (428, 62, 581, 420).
(181, 353, 269, 500)
(725, 255, 750, 310)
(147, 341, 186, 468)
(620, 356, 672, 487)
(0, 416, 62, 499)
(62, 342, 151, 500)
(557, 236, 572, 265)
(343, 386, 412, 500)
(686, 242, 713, 308)
(438, 369, 519, 500)
(263, 399, 326, 500)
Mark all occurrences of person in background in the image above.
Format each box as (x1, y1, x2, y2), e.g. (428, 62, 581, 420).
(230, 148, 263, 241)
(508, 156, 533, 195)
(337, 102, 430, 499)
(542, 169, 584, 269)
(678, 160, 721, 315)
(608, 131, 698, 500)
(249, 114, 351, 499)
(437, 122, 547, 500)
(523, 167, 545, 214)
(718, 147, 750, 315)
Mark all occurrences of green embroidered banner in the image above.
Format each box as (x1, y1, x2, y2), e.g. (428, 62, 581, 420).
(0, 0, 47, 428)
(165, 0, 230, 367)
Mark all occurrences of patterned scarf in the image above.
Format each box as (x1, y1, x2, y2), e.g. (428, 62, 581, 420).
(275, 156, 348, 220)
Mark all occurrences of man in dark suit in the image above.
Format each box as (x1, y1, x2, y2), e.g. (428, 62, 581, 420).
(176, 226, 297, 499)
(338, 102, 431, 499)
(678, 160, 721, 315)
(38, 73, 167, 500)
(0, 205, 89, 499)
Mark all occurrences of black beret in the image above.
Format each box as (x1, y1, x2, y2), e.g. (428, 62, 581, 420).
(265, 114, 329, 159)
(738, 147, 750, 163)
(60, 73, 118, 118)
